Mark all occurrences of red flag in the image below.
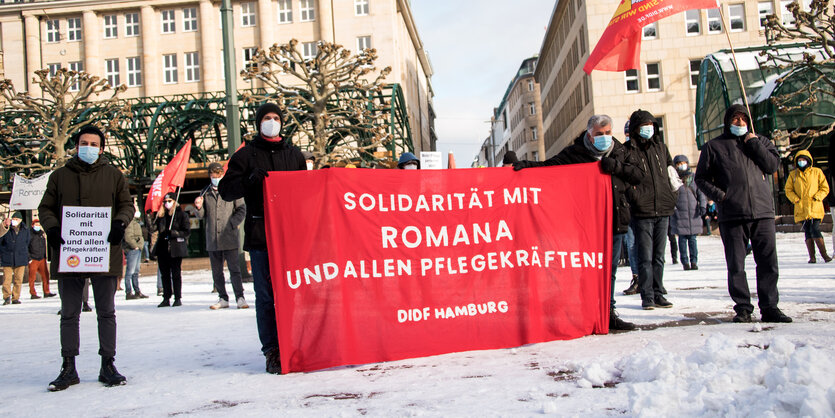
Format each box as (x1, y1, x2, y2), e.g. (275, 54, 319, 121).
(222, 142, 246, 174)
(144, 140, 192, 212)
(584, 0, 718, 74)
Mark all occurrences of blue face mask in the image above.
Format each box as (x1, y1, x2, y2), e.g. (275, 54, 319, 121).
(210, 177, 221, 187)
(638, 125, 654, 139)
(797, 159, 808, 168)
(592, 134, 613, 151)
(78, 146, 100, 164)
(729, 124, 748, 137)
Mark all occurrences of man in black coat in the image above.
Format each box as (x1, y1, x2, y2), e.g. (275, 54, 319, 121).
(515, 115, 642, 331)
(695, 104, 791, 323)
(219, 102, 306, 374)
(623, 110, 678, 310)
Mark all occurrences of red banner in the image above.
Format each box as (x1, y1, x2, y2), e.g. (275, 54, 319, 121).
(583, 0, 718, 73)
(264, 164, 613, 373)
(144, 140, 192, 212)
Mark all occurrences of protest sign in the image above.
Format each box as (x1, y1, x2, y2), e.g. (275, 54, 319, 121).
(59, 206, 111, 273)
(420, 151, 443, 170)
(264, 164, 612, 373)
(9, 171, 52, 210)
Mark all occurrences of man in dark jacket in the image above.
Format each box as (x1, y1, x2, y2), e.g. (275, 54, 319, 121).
(514, 115, 642, 331)
(1, 211, 30, 305)
(195, 162, 248, 310)
(38, 125, 134, 391)
(219, 102, 306, 374)
(623, 110, 678, 310)
(695, 104, 792, 323)
(28, 218, 55, 299)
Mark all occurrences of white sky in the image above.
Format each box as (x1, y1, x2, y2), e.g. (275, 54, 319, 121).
(410, 1, 557, 167)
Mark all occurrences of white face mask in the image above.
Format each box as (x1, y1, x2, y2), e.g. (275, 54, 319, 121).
(260, 119, 282, 138)
(11, 219, 21, 227)
(164, 201, 174, 210)
(403, 164, 418, 170)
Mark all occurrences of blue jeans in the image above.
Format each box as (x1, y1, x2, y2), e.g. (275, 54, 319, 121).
(250, 250, 278, 355)
(678, 235, 698, 266)
(625, 226, 638, 276)
(632, 216, 669, 303)
(611, 233, 626, 309)
(142, 241, 150, 260)
(123, 249, 142, 294)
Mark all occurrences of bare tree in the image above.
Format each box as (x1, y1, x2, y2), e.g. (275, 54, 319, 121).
(0, 68, 129, 176)
(242, 39, 394, 168)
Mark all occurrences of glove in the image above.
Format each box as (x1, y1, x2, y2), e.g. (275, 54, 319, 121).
(108, 220, 126, 245)
(46, 227, 64, 248)
(513, 161, 531, 171)
(600, 157, 617, 174)
(247, 168, 269, 186)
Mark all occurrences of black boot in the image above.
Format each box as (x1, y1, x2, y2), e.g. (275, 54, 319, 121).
(622, 275, 639, 295)
(48, 357, 80, 392)
(265, 348, 282, 374)
(98, 356, 127, 387)
(609, 309, 636, 331)
(158, 298, 170, 307)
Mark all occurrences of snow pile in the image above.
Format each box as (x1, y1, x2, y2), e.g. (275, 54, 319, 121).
(613, 334, 835, 417)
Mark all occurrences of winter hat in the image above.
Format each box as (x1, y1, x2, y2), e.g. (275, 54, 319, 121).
(502, 151, 518, 165)
(207, 162, 224, 174)
(628, 109, 657, 140)
(673, 155, 689, 165)
(397, 152, 420, 169)
(302, 151, 315, 161)
(11, 211, 23, 220)
(163, 192, 177, 201)
(254, 102, 283, 135)
(71, 125, 106, 149)
(623, 120, 630, 135)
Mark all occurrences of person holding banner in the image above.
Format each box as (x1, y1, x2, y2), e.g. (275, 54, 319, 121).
(1, 212, 30, 305)
(219, 102, 307, 374)
(38, 125, 134, 391)
(514, 115, 641, 331)
(1, 217, 8, 238)
(28, 218, 55, 299)
(695, 105, 792, 324)
(153, 193, 190, 307)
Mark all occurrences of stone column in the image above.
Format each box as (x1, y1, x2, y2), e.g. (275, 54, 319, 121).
(23, 14, 41, 96)
(257, 0, 274, 49)
(82, 11, 100, 80)
(199, 0, 218, 92)
(140, 5, 158, 97)
(317, 0, 334, 43)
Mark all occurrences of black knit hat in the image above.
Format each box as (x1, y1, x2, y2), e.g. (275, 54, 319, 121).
(502, 151, 518, 165)
(71, 125, 106, 149)
(254, 102, 283, 136)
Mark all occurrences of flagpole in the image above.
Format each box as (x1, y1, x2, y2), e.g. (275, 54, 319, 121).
(168, 186, 183, 231)
(717, 3, 756, 135)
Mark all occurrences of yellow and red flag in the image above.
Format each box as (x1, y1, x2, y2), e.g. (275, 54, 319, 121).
(584, 0, 718, 73)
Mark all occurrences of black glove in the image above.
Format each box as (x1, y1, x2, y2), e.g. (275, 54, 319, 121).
(46, 227, 64, 248)
(513, 161, 531, 171)
(247, 168, 270, 186)
(108, 220, 126, 245)
(600, 157, 617, 174)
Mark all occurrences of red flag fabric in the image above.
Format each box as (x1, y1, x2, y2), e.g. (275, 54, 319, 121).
(263, 164, 613, 373)
(144, 139, 191, 212)
(584, 0, 718, 73)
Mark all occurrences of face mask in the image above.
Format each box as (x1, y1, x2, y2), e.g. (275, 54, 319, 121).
(797, 159, 808, 168)
(11, 219, 20, 227)
(33, 225, 41, 232)
(403, 164, 418, 170)
(623, 135, 630, 142)
(78, 145, 100, 164)
(730, 124, 748, 137)
(210, 177, 221, 187)
(134, 211, 141, 219)
(164, 201, 174, 210)
(306, 161, 314, 171)
(260, 119, 282, 139)
(677, 163, 688, 171)
(638, 125, 654, 140)
(592, 134, 613, 151)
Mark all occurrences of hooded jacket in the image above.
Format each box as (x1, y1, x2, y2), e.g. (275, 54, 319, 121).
(623, 110, 678, 218)
(784, 150, 829, 223)
(694, 104, 781, 222)
(38, 155, 134, 278)
(671, 155, 707, 236)
(219, 111, 306, 251)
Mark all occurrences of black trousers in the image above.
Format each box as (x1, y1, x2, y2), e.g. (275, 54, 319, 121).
(718, 218, 780, 314)
(209, 249, 244, 301)
(157, 250, 183, 300)
(58, 276, 117, 358)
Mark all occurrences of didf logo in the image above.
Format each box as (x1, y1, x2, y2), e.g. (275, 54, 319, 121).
(66, 255, 80, 268)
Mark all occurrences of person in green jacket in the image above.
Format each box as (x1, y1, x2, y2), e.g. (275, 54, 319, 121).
(123, 210, 148, 299)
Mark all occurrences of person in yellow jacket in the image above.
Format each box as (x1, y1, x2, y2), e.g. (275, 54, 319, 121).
(784, 150, 831, 263)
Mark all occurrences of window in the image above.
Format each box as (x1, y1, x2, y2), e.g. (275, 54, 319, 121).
(104, 15, 117, 39)
(781, 1, 795, 27)
(646, 63, 661, 91)
(163, 53, 178, 84)
(183, 8, 198, 32)
(625, 69, 639, 93)
(355, 0, 369, 16)
(69, 61, 83, 91)
(127, 57, 142, 87)
(278, 0, 293, 23)
(125, 13, 139, 37)
(758, 2, 773, 29)
(243, 47, 257, 71)
(161, 10, 175, 34)
(241, 2, 256, 27)
(529, 102, 536, 115)
(528, 80, 534, 91)
(642, 22, 657, 39)
(105, 58, 120, 87)
(356, 36, 371, 52)
(656, 116, 665, 143)
(531, 127, 538, 141)
(685, 10, 700, 35)
(67, 17, 82, 42)
(47, 63, 61, 78)
(707, 9, 722, 33)
(185, 52, 200, 82)
(46, 19, 60, 43)
(302, 42, 317, 60)
(729, 4, 745, 31)
(300, 0, 315, 22)
(689, 59, 701, 88)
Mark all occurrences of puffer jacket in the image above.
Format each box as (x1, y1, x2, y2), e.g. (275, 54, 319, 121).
(0, 224, 30, 267)
(623, 110, 678, 218)
(695, 104, 781, 222)
(28, 228, 47, 260)
(123, 219, 144, 251)
(784, 150, 829, 223)
(671, 176, 707, 236)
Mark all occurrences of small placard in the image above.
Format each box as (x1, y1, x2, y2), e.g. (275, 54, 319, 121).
(59, 206, 111, 273)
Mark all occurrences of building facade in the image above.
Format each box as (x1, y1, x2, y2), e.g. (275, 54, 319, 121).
(536, 0, 787, 163)
(0, 0, 435, 152)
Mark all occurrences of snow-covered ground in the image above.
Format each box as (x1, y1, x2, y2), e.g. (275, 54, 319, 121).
(2, 233, 834, 417)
